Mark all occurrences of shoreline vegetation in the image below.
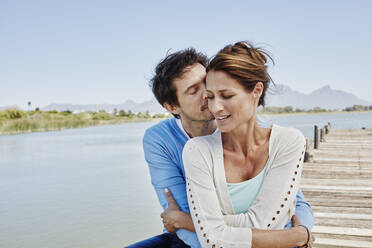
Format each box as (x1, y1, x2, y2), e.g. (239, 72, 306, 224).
(0, 109, 166, 135)
(1, 105, 371, 135)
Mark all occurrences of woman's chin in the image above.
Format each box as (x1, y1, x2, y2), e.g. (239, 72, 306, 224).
(217, 124, 233, 133)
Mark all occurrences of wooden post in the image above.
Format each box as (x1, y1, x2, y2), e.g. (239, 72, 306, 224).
(314, 125, 320, 149)
(325, 124, 329, 134)
(320, 128, 325, 142)
(304, 138, 313, 162)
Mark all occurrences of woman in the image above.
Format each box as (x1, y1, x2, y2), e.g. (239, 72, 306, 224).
(183, 41, 314, 248)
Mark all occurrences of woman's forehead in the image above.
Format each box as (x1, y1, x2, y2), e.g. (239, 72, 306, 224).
(206, 70, 244, 91)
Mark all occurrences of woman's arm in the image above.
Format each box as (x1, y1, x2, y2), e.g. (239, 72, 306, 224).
(164, 210, 310, 247)
(183, 140, 252, 247)
(161, 191, 313, 248)
(183, 130, 306, 247)
(252, 227, 307, 248)
(162, 190, 314, 233)
(161, 195, 312, 247)
(182, 133, 308, 248)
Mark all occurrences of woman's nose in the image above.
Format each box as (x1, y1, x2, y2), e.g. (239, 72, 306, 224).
(209, 100, 223, 114)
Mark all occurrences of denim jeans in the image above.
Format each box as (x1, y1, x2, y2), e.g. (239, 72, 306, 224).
(125, 233, 191, 248)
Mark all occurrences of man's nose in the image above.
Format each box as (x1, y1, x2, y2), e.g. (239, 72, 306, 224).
(202, 91, 208, 100)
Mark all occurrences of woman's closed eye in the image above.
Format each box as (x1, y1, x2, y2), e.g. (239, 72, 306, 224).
(222, 94, 233, 99)
(206, 92, 214, 99)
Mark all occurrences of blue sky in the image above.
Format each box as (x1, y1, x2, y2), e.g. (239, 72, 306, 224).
(1, 0, 371, 109)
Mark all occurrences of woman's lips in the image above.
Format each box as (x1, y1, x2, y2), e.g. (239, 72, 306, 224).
(215, 115, 231, 122)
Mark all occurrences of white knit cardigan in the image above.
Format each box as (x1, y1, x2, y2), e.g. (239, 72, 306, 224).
(182, 124, 306, 248)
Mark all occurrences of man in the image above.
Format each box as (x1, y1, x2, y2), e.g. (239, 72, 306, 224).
(126, 48, 313, 248)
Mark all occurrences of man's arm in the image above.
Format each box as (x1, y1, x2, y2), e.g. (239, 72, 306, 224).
(143, 129, 189, 213)
(143, 128, 201, 247)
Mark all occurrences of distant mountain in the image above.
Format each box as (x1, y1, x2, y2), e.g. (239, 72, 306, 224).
(0, 105, 20, 110)
(42, 99, 165, 113)
(9, 85, 366, 113)
(266, 85, 371, 110)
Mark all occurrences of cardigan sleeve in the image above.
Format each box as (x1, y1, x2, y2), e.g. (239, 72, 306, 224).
(223, 128, 306, 230)
(284, 189, 314, 230)
(183, 139, 253, 248)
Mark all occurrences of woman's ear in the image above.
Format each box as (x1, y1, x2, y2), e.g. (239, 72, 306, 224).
(253, 82, 264, 98)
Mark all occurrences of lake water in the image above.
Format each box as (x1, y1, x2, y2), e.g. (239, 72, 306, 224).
(1, 112, 372, 248)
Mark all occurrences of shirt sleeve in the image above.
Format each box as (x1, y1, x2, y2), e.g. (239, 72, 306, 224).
(143, 129, 202, 248)
(223, 129, 306, 230)
(143, 129, 189, 213)
(183, 140, 253, 248)
(284, 189, 314, 230)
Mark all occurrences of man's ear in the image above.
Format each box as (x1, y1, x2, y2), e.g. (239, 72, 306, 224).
(163, 102, 180, 116)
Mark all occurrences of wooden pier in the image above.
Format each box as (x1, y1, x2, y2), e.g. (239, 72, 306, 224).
(302, 126, 372, 248)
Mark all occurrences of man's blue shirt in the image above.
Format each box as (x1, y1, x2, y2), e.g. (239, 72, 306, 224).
(143, 118, 314, 248)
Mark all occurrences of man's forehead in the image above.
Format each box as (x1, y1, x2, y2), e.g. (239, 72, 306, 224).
(177, 63, 206, 80)
(173, 63, 206, 89)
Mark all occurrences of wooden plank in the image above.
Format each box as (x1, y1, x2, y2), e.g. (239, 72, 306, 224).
(311, 206, 372, 215)
(302, 128, 372, 244)
(303, 199, 372, 208)
(301, 185, 372, 192)
(314, 218, 372, 229)
(313, 226, 372, 237)
(314, 212, 372, 220)
(301, 178, 372, 187)
(302, 170, 372, 179)
(311, 158, 372, 164)
(314, 238, 372, 248)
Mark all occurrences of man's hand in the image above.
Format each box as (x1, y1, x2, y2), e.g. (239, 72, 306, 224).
(160, 188, 182, 233)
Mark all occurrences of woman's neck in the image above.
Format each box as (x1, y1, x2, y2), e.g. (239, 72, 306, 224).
(222, 116, 270, 156)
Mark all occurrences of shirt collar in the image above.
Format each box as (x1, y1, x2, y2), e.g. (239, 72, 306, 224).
(176, 118, 191, 139)
(176, 118, 219, 139)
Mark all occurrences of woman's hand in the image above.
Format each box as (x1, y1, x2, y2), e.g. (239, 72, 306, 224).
(292, 215, 315, 248)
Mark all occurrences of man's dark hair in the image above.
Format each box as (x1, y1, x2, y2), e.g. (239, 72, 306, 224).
(150, 48, 208, 118)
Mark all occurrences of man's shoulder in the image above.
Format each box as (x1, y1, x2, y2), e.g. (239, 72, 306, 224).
(144, 118, 177, 138)
(143, 118, 187, 152)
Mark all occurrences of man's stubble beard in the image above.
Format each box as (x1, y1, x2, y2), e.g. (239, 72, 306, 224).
(180, 109, 214, 123)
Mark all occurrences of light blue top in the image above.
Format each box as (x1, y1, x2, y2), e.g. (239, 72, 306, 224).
(143, 118, 314, 248)
(227, 160, 270, 214)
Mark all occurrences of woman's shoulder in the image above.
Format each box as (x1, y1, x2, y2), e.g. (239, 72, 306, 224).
(271, 124, 305, 146)
(183, 130, 221, 159)
(182, 131, 221, 173)
(186, 130, 220, 148)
